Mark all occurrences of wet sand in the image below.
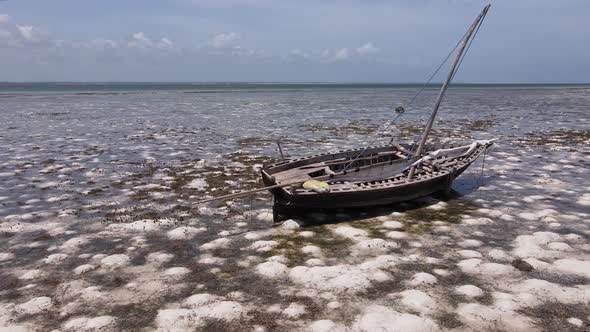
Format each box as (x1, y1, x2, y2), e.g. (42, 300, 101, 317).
(0, 86, 589, 331)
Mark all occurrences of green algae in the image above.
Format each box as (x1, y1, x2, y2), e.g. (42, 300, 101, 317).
(350, 218, 388, 238)
(263, 226, 354, 266)
(347, 196, 479, 235)
(520, 129, 590, 147)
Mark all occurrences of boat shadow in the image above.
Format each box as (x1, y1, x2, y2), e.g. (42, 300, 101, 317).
(451, 172, 492, 196)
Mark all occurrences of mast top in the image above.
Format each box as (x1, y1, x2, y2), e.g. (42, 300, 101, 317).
(407, 4, 490, 180)
(413, 4, 491, 158)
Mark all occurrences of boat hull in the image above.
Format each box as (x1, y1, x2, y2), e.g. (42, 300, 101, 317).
(268, 162, 467, 207)
(261, 141, 492, 222)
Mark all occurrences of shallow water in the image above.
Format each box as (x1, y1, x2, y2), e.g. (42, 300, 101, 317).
(0, 85, 589, 331)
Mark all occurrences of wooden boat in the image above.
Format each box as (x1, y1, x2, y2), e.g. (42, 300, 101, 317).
(261, 140, 494, 220)
(194, 5, 494, 223)
(259, 4, 494, 221)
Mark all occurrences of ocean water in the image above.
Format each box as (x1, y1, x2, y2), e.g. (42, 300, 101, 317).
(1, 83, 588, 160)
(0, 83, 589, 331)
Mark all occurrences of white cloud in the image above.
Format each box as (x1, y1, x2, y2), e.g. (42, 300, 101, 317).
(16, 25, 35, 41)
(334, 48, 349, 60)
(157, 37, 173, 49)
(128, 32, 153, 48)
(212, 32, 239, 49)
(89, 39, 119, 49)
(0, 14, 9, 24)
(356, 42, 378, 56)
(231, 48, 265, 58)
(290, 49, 309, 59)
(319, 43, 377, 61)
(127, 33, 173, 50)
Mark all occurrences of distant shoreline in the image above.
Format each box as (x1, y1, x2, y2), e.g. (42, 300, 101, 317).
(1, 82, 588, 95)
(2, 82, 589, 85)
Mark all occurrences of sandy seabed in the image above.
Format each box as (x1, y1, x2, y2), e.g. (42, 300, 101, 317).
(0, 87, 589, 331)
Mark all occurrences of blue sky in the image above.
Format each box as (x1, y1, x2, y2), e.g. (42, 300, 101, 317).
(0, 0, 588, 82)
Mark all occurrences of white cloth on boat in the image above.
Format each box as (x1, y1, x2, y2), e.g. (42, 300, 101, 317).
(303, 180, 330, 193)
(412, 138, 497, 167)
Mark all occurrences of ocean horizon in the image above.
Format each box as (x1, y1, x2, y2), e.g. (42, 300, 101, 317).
(1, 82, 589, 95)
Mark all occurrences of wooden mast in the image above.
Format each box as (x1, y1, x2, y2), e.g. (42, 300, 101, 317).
(408, 4, 490, 180)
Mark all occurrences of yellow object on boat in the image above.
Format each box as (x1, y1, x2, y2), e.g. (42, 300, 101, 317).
(303, 180, 330, 193)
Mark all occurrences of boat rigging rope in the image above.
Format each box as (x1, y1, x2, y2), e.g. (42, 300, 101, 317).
(478, 144, 490, 186)
(340, 21, 476, 173)
(451, 8, 488, 82)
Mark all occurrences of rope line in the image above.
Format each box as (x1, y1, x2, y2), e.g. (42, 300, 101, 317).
(478, 144, 489, 186)
(402, 30, 468, 110)
(415, 9, 489, 154)
(340, 25, 474, 173)
(451, 9, 488, 82)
